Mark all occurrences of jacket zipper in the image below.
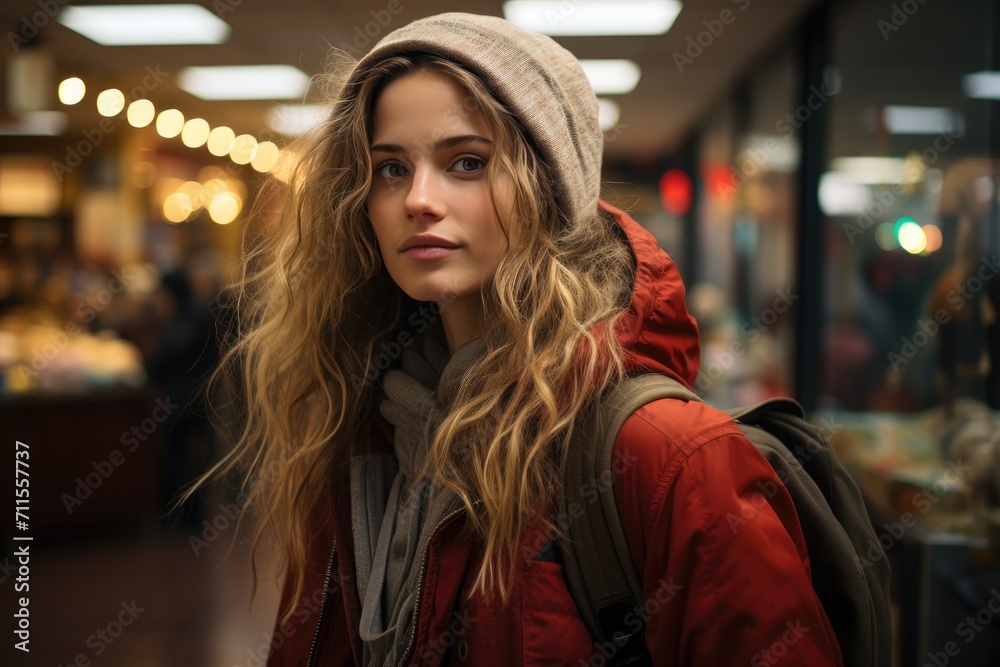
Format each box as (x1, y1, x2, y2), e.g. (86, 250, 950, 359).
(395, 505, 469, 667)
(306, 538, 337, 667)
(305, 502, 475, 667)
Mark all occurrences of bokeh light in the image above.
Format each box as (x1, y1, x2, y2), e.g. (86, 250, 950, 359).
(208, 191, 241, 224)
(156, 109, 185, 138)
(163, 192, 194, 223)
(181, 118, 210, 148)
(126, 99, 155, 128)
(875, 223, 898, 251)
(178, 181, 205, 209)
(207, 126, 236, 156)
(897, 220, 927, 254)
(96, 89, 125, 116)
(58, 77, 86, 105)
(201, 178, 228, 199)
(251, 141, 280, 172)
(922, 224, 943, 253)
(152, 177, 185, 208)
(230, 134, 258, 165)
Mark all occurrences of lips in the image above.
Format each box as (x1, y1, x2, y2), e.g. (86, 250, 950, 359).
(399, 233, 460, 252)
(402, 246, 459, 260)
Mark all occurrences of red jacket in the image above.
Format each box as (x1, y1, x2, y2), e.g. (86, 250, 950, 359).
(265, 202, 845, 667)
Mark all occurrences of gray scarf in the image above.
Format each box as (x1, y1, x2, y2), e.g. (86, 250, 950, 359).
(350, 316, 486, 667)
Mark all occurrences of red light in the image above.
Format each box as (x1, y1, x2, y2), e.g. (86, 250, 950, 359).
(702, 165, 737, 202)
(659, 169, 692, 215)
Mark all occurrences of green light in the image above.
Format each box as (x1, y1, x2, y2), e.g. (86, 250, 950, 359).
(876, 223, 898, 250)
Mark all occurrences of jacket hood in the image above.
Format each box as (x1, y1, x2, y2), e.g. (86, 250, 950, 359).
(600, 200, 701, 388)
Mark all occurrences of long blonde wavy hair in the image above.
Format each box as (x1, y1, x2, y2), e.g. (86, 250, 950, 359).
(191, 52, 638, 620)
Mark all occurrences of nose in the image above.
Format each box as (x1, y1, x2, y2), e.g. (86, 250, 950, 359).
(404, 164, 445, 221)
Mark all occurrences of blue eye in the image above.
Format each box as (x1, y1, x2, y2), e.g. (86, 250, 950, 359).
(376, 162, 407, 178)
(453, 156, 486, 173)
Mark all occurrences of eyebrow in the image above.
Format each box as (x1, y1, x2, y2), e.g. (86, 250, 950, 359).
(369, 134, 493, 153)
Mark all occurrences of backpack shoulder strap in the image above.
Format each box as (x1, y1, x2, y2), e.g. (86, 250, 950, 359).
(560, 372, 695, 666)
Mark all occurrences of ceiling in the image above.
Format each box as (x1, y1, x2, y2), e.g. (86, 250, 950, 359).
(0, 0, 821, 160)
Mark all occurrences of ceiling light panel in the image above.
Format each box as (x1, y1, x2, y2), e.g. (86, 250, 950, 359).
(178, 65, 311, 101)
(962, 71, 1000, 100)
(579, 60, 642, 95)
(57, 4, 231, 46)
(597, 98, 621, 131)
(882, 106, 963, 135)
(504, 0, 682, 35)
(830, 157, 907, 185)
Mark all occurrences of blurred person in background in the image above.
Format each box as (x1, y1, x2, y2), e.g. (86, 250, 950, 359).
(145, 266, 220, 530)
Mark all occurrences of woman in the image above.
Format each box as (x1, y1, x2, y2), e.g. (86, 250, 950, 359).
(200, 12, 844, 666)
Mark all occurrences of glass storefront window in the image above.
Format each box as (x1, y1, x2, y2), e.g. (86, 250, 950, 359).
(694, 47, 800, 409)
(822, 0, 999, 412)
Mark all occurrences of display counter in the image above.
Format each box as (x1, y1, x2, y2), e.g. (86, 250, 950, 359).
(817, 405, 1000, 667)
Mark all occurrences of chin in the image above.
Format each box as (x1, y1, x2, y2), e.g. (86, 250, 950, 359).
(402, 279, 477, 305)
(401, 282, 455, 304)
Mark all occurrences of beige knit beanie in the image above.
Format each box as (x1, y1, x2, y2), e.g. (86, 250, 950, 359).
(343, 12, 603, 226)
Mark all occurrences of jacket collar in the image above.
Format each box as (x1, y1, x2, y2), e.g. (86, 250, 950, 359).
(600, 200, 701, 388)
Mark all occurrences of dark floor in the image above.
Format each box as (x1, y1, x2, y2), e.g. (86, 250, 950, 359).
(4, 524, 281, 667)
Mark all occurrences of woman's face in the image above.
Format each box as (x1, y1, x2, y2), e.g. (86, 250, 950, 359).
(367, 69, 515, 305)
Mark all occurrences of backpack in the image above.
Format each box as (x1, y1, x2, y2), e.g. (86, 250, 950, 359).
(557, 372, 893, 667)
